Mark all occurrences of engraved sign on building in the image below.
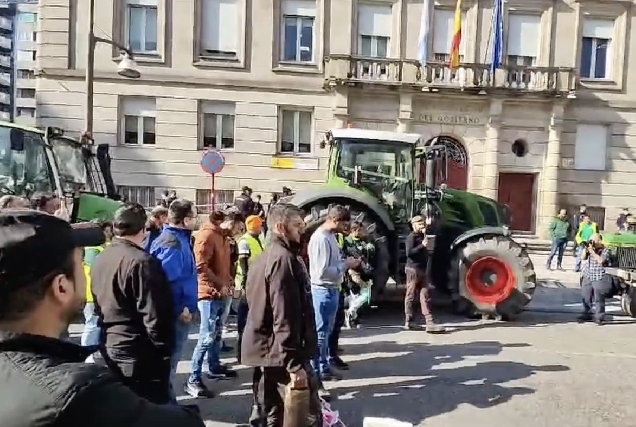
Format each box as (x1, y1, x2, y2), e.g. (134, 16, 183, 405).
(417, 114, 481, 125)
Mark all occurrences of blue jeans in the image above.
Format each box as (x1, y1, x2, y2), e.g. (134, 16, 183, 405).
(169, 320, 191, 403)
(81, 302, 100, 347)
(575, 245, 584, 271)
(189, 299, 225, 382)
(236, 300, 249, 363)
(311, 286, 340, 375)
(547, 238, 568, 268)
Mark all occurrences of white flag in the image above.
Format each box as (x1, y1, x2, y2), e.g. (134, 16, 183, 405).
(417, 0, 431, 66)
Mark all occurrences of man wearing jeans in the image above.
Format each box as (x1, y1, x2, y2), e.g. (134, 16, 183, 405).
(578, 233, 611, 325)
(187, 211, 238, 399)
(546, 209, 571, 271)
(150, 199, 199, 403)
(308, 205, 360, 381)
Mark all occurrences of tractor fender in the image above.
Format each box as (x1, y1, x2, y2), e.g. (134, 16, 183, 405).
(450, 226, 511, 252)
(288, 186, 395, 232)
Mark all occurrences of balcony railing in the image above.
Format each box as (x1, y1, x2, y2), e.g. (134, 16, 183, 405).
(324, 55, 577, 95)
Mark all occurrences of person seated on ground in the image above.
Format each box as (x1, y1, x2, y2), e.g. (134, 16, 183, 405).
(0, 210, 204, 427)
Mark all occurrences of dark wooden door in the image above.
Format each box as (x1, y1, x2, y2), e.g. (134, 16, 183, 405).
(497, 173, 535, 232)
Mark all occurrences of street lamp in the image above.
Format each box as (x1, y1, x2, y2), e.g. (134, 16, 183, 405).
(84, 0, 140, 141)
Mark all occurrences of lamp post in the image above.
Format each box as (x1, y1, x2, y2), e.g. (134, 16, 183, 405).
(84, 0, 140, 141)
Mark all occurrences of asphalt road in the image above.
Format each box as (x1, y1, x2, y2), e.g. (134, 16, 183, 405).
(71, 253, 636, 427)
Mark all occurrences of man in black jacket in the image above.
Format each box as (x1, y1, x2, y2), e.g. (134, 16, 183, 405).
(234, 186, 255, 219)
(404, 215, 445, 333)
(0, 209, 204, 427)
(91, 203, 175, 404)
(241, 203, 320, 427)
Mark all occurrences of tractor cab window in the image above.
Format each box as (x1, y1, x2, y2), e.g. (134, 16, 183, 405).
(50, 137, 87, 193)
(336, 139, 414, 217)
(0, 127, 55, 197)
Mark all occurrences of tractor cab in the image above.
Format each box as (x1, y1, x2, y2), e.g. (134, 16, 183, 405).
(0, 122, 122, 221)
(323, 128, 421, 224)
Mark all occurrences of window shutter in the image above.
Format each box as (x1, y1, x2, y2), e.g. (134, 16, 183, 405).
(507, 14, 540, 57)
(358, 4, 392, 37)
(574, 124, 608, 170)
(282, 0, 316, 17)
(583, 19, 614, 39)
(432, 9, 466, 55)
(201, 0, 238, 53)
(122, 98, 156, 117)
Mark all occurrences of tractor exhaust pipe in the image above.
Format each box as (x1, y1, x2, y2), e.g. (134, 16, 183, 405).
(425, 155, 436, 190)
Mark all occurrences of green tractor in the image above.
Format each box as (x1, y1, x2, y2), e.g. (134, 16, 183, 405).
(285, 128, 537, 320)
(602, 227, 636, 317)
(0, 122, 123, 221)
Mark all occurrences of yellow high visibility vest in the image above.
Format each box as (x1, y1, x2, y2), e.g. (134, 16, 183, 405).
(235, 233, 265, 288)
(84, 245, 104, 303)
(336, 233, 344, 249)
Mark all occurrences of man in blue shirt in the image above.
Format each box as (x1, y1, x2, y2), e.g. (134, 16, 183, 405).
(150, 199, 199, 403)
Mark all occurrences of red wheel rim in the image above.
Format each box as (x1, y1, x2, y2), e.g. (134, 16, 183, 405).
(465, 256, 515, 304)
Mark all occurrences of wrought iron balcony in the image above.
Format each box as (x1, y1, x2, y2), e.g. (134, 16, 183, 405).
(324, 54, 577, 96)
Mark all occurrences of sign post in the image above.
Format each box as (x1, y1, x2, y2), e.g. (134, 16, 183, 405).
(200, 149, 225, 212)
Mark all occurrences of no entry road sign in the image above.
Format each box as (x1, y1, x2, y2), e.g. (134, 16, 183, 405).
(200, 149, 225, 175)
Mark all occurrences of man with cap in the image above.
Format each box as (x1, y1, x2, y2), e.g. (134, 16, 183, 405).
(404, 215, 445, 333)
(0, 210, 204, 427)
(234, 186, 255, 220)
(90, 203, 175, 404)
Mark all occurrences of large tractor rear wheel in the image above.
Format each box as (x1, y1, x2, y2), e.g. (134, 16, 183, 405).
(303, 204, 391, 296)
(448, 235, 536, 320)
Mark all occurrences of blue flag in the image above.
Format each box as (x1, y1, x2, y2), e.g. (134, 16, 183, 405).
(489, 0, 504, 73)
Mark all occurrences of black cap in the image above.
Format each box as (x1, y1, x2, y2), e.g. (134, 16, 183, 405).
(0, 210, 105, 294)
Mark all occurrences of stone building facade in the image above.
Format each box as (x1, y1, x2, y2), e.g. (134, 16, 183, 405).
(35, 0, 636, 235)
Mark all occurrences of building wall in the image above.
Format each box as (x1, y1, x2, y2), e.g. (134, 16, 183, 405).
(13, 2, 38, 126)
(35, 0, 636, 232)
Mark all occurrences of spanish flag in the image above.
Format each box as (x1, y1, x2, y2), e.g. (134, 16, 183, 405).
(449, 0, 462, 68)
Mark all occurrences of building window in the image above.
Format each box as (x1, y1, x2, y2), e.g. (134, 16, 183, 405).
(358, 4, 391, 58)
(201, 104, 235, 150)
(195, 189, 235, 213)
(121, 97, 156, 145)
(199, 0, 238, 59)
(16, 50, 32, 62)
(16, 107, 35, 118)
(17, 31, 33, 41)
(581, 19, 614, 80)
(574, 123, 608, 171)
(126, 0, 158, 54)
(118, 185, 156, 208)
(281, 0, 315, 63)
(280, 109, 312, 154)
(17, 70, 34, 79)
(18, 89, 35, 98)
(17, 12, 35, 23)
(432, 9, 466, 61)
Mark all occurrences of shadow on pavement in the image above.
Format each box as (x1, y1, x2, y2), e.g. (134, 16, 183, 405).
(328, 339, 569, 426)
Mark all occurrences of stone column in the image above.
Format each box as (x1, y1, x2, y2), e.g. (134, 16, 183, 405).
(332, 90, 349, 128)
(397, 93, 413, 133)
(538, 104, 564, 238)
(482, 99, 502, 200)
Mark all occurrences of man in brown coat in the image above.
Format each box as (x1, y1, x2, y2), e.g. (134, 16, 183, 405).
(186, 211, 238, 399)
(241, 203, 320, 427)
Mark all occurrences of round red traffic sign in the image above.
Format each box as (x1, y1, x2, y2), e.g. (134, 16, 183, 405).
(200, 149, 225, 175)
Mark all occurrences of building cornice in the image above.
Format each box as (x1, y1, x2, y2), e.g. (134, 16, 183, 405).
(36, 68, 329, 95)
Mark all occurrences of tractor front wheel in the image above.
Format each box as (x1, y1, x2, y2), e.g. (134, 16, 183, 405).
(449, 235, 537, 320)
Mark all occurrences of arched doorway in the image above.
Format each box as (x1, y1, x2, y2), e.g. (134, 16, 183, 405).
(419, 135, 469, 190)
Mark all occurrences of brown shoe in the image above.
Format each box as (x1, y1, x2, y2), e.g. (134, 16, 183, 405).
(425, 323, 447, 334)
